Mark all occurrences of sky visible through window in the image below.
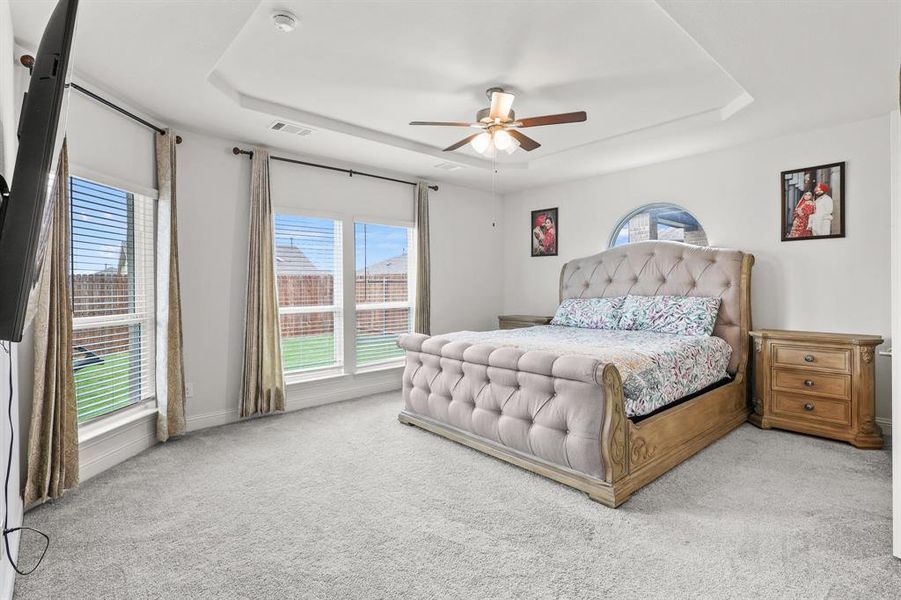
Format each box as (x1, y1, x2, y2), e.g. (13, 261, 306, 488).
(355, 222, 407, 272)
(70, 177, 131, 275)
(272, 218, 409, 272)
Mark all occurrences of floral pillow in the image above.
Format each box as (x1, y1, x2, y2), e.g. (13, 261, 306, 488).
(551, 297, 626, 329)
(618, 295, 721, 336)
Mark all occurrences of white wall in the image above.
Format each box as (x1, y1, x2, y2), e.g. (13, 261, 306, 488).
(502, 114, 893, 422)
(430, 183, 504, 334)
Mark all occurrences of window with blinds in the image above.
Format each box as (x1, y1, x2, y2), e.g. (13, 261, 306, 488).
(355, 222, 414, 367)
(273, 214, 343, 374)
(70, 176, 156, 423)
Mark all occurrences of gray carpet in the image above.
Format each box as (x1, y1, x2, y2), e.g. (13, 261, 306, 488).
(14, 392, 898, 599)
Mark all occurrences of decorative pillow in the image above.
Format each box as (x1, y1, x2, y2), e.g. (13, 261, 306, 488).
(618, 295, 721, 336)
(551, 297, 626, 329)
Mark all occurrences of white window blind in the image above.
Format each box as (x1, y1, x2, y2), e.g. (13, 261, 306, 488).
(274, 214, 343, 373)
(70, 176, 156, 423)
(354, 222, 414, 367)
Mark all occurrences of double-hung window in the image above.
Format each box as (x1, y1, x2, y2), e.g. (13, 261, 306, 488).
(354, 222, 414, 367)
(273, 214, 343, 375)
(70, 176, 156, 423)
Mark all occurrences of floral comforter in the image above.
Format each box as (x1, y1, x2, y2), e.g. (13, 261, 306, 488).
(441, 325, 732, 417)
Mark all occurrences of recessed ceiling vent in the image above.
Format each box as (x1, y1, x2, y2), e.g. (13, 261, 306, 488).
(269, 120, 315, 137)
(433, 162, 464, 172)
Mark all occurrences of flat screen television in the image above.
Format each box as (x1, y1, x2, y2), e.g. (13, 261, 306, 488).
(0, 0, 78, 342)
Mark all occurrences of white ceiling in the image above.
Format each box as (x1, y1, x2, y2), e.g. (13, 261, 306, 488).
(10, 0, 901, 193)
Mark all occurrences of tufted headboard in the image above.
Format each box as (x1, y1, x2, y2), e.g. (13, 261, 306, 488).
(559, 240, 754, 375)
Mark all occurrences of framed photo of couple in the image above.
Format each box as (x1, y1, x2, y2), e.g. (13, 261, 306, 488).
(781, 161, 845, 242)
(531, 207, 558, 256)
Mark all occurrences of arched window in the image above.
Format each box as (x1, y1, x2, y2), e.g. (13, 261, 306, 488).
(609, 203, 708, 248)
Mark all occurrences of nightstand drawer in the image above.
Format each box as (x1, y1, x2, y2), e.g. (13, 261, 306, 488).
(772, 392, 851, 427)
(772, 344, 850, 373)
(771, 368, 851, 399)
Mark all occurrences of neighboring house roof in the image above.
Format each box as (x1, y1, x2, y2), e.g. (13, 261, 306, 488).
(275, 244, 318, 275)
(358, 254, 407, 276)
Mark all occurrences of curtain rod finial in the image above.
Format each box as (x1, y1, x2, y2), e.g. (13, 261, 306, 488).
(175, 135, 182, 145)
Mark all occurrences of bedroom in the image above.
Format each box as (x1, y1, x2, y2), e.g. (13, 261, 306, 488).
(0, 0, 899, 598)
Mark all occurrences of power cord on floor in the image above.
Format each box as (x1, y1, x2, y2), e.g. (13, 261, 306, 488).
(2, 341, 50, 575)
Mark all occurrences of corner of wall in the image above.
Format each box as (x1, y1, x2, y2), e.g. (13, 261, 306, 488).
(0, 0, 23, 594)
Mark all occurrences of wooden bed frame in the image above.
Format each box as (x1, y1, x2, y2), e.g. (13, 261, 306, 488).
(399, 243, 754, 507)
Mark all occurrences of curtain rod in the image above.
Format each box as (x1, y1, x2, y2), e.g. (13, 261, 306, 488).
(232, 147, 438, 192)
(19, 55, 181, 144)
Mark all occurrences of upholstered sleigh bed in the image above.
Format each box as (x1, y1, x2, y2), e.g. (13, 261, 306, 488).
(397, 240, 754, 507)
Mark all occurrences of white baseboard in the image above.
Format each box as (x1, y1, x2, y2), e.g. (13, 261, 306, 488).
(877, 416, 892, 437)
(186, 408, 238, 432)
(285, 366, 402, 411)
(78, 411, 157, 482)
(185, 367, 403, 432)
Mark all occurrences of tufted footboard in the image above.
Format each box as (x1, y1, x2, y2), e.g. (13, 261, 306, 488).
(397, 333, 630, 505)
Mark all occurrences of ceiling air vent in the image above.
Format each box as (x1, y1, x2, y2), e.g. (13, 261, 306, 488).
(269, 120, 316, 137)
(433, 162, 464, 172)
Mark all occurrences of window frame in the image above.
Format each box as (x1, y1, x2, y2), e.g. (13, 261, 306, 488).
(69, 173, 158, 425)
(273, 208, 416, 383)
(272, 207, 345, 381)
(353, 219, 416, 371)
(608, 202, 708, 249)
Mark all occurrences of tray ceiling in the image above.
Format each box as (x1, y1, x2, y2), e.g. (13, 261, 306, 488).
(9, 0, 900, 192)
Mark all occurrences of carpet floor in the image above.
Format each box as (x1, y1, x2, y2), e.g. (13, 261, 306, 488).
(14, 392, 898, 599)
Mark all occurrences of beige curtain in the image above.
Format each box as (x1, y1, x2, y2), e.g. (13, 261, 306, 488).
(155, 130, 187, 441)
(24, 141, 79, 505)
(414, 182, 431, 335)
(240, 147, 285, 417)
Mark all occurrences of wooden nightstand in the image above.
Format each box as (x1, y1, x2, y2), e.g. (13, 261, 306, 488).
(498, 315, 553, 330)
(749, 329, 884, 449)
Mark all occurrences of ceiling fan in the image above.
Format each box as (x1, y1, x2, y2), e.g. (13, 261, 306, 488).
(410, 87, 587, 155)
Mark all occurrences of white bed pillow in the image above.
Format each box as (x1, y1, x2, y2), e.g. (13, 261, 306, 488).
(550, 297, 626, 329)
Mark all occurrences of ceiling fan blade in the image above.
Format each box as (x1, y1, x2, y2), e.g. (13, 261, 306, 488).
(488, 91, 516, 121)
(513, 111, 587, 128)
(410, 121, 479, 127)
(508, 130, 541, 151)
(443, 133, 480, 152)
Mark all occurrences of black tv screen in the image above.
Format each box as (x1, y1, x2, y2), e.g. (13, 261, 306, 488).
(0, 0, 78, 342)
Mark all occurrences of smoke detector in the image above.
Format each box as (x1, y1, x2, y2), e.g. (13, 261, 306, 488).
(272, 12, 298, 33)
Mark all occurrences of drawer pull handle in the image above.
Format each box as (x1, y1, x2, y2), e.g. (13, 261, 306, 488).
(804, 379, 814, 387)
(804, 355, 815, 362)
(804, 403, 814, 411)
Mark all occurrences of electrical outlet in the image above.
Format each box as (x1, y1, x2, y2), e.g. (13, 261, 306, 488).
(185, 383, 194, 398)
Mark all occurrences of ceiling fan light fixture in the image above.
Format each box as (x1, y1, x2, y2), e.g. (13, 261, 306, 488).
(493, 129, 514, 151)
(470, 132, 492, 154)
